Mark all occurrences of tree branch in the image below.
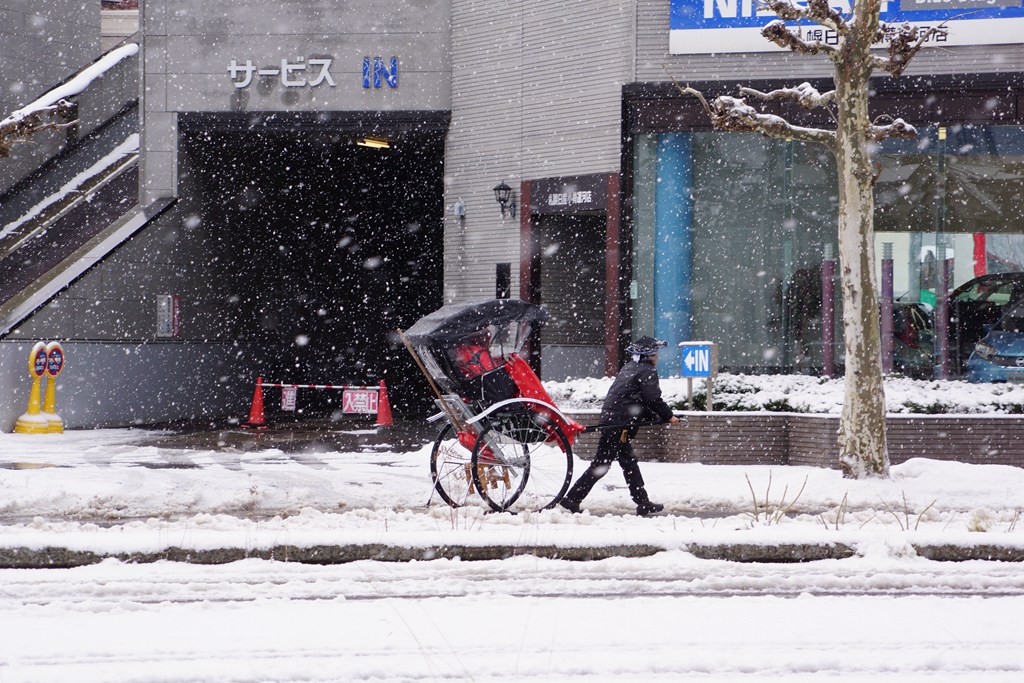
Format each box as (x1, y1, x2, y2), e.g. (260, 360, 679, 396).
(867, 116, 917, 141)
(0, 100, 77, 159)
(757, 0, 847, 34)
(740, 83, 836, 110)
(872, 22, 949, 77)
(674, 82, 835, 146)
(761, 20, 839, 59)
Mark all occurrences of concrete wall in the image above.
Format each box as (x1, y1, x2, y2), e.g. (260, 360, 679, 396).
(0, 0, 100, 114)
(101, 9, 139, 51)
(444, 0, 633, 302)
(0, 340, 250, 431)
(0, 0, 101, 194)
(1, 0, 455, 429)
(141, 0, 452, 205)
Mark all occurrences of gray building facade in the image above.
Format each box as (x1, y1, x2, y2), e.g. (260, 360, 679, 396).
(2, 1, 1024, 429)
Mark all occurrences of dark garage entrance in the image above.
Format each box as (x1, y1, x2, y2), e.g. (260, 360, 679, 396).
(178, 112, 446, 417)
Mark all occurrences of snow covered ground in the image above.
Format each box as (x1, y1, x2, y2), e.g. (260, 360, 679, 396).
(1, 425, 1023, 681)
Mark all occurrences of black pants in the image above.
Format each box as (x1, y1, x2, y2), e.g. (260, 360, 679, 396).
(562, 429, 651, 508)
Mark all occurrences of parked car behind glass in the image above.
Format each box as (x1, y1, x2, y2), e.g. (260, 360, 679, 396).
(893, 302, 934, 378)
(950, 272, 1024, 374)
(966, 297, 1024, 383)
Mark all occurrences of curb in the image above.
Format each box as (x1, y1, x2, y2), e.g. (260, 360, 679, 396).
(0, 543, 664, 569)
(1, 541, 1023, 568)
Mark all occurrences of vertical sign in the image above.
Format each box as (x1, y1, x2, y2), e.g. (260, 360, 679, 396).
(157, 294, 181, 338)
(281, 386, 298, 411)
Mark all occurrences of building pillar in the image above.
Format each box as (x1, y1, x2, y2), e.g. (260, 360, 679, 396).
(654, 133, 693, 375)
(604, 173, 622, 376)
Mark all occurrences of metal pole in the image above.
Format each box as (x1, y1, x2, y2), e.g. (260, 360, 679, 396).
(881, 242, 894, 373)
(821, 244, 836, 377)
(933, 126, 949, 380)
(936, 251, 952, 379)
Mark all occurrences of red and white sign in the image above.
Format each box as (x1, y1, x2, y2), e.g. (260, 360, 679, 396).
(281, 386, 298, 411)
(342, 388, 379, 414)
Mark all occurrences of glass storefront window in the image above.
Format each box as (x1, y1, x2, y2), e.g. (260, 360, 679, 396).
(632, 124, 1024, 378)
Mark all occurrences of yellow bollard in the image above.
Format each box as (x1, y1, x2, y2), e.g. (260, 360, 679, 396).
(14, 342, 50, 434)
(42, 341, 64, 433)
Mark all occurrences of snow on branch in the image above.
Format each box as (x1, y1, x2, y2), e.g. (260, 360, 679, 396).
(761, 20, 838, 58)
(676, 83, 835, 146)
(758, 0, 847, 34)
(867, 116, 917, 141)
(872, 22, 949, 77)
(0, 101, 77, 159)
(740, 83, 836, 111)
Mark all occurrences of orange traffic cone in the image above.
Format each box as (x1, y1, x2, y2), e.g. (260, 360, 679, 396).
(375, 380, 393, 428)
(243, 376, 267, 429)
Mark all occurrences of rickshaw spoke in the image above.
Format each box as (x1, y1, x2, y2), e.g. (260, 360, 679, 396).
(429, 423, 476, 508)
(470, 413, 572, 513)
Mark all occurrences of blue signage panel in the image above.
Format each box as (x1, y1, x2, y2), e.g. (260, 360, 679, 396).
(670, 0, 1024, 54)
(681, 344, 713, 378)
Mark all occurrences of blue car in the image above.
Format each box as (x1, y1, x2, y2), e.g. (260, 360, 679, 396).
(966, 300, 1024, 383)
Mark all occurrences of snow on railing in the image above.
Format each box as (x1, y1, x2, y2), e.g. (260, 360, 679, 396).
(0, 133, 139, 241)
(0, 43, 139, 128)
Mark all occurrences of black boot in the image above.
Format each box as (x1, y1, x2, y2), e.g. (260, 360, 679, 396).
(636, 501, 665, 517)
(621, 459, 663, 516)
(559, 499, 582, 514)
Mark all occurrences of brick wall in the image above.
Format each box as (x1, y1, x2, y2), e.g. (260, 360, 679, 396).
(566, 412, 1024, 469)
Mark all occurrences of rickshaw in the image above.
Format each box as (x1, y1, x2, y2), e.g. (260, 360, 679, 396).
(400, 299, 587, 513)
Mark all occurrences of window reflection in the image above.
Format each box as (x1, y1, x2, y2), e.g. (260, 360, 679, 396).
(632, 124, 1024, 379)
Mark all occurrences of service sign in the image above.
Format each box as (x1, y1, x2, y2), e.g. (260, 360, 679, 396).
(670, 0, 1024, 54)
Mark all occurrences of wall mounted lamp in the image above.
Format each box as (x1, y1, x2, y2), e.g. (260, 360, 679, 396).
(453, 198, 465, 224)
(493, 181, 513, 218)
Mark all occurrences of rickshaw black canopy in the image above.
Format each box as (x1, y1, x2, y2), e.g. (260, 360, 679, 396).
(404, 299, 548, 348)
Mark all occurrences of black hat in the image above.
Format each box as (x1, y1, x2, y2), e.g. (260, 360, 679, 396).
(626, 336, 667, 356)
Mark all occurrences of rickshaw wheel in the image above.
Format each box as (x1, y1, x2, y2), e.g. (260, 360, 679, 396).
(429, 423, 476, 508)
(470, 412, 572, 513)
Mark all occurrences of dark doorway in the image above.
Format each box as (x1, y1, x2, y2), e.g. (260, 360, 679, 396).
(179, 117, 445, 417)
(537, 214, 607, 377)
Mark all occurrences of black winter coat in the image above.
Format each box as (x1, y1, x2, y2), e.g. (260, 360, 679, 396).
(600, 358, 674, 426)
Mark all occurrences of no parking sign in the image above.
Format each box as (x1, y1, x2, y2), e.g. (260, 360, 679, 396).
(342, 388, 379, 414)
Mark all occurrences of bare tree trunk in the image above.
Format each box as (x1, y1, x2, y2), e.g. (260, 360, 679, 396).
(834, 26, 890, 478)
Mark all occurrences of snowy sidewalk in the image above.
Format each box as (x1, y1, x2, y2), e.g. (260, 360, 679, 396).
(1, 426, 1023, 567)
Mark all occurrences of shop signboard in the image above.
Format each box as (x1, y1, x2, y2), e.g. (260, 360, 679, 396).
(670, 0, 1024, 54)
(531, 174, 608, 215)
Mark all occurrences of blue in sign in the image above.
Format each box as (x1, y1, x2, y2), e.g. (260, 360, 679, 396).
(681, 345, 712, 378)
